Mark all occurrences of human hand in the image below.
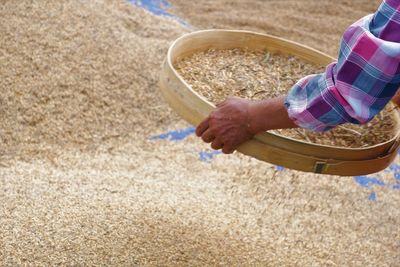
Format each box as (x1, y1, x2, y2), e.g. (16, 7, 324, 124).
(195, 97, 256, 154)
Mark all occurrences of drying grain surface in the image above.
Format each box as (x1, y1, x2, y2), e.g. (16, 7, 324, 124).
(0, 0, 185, 161)
(2, 139, 400, 266)
(1, 0, 400, 266)
(175, 48, 396, 147)
(170, 0, 382, 56)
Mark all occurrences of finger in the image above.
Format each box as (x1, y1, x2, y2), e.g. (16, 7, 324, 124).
(201, 129, 215, 143)
(211, 138, 223, 150)
(222, 144, 235, 154)
(196, 117, 210, 137)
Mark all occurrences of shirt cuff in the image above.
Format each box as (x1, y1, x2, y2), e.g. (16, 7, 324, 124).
(284, 64, 347, 132)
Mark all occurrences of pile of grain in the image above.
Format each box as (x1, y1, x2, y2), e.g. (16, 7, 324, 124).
(176, 48, 323, 103)
(0, 0, 186, 161)
(1, 0, 400, 266)
(175, 48, 396, 148)
(3, 138, 400, 266)
(170, 0, 381, 56)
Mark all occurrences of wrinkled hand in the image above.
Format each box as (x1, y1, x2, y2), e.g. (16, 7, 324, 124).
(196, 97, 256, 154)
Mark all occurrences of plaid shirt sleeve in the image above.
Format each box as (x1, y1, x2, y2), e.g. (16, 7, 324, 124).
(284, 0, 400, 132)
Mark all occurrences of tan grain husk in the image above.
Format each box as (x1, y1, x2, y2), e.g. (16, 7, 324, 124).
(1, 0, 399, 266)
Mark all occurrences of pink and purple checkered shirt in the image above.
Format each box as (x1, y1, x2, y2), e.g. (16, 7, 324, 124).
(285, 0, 400, 132)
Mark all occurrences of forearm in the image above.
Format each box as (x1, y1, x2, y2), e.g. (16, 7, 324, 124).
(285, 0, 400, 132)
(248, 96, 298, 134)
